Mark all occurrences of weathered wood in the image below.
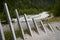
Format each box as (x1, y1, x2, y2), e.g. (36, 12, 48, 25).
(4, 3, 17, 40)
(15, 9, 25, 40)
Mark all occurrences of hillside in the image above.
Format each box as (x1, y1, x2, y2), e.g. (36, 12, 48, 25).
(0, 0, 59, 20)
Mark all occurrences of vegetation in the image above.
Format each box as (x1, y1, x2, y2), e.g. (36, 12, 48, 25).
(43, 16, 60, 23)
(52, 0, 60, 17)
(0, 0, 60, 40)
(0, 0, 56, 20)
(4, 28, 35, 40)
(4, 29, 26, 40)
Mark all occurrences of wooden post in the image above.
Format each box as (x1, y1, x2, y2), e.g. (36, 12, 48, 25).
(4, 3, 17, 40)
(40, 20, 46, 32)
(48, 23, 54, 32)
(24, 14, 33, 36)
(15, 9, 25, 40)
(32, 18, 40, 34)
(0, 21, 5, 40)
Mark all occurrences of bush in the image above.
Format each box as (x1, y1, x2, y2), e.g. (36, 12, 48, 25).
(18, 8, 42, 15)
(52, 1, 60, 17)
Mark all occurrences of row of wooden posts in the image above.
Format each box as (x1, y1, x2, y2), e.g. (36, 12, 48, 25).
(0, 3, 54, 40)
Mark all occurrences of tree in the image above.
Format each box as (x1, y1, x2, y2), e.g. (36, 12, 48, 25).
(52, 0, 60, 17)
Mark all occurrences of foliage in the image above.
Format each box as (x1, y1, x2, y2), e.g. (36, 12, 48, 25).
(0, 0, 57, 20)
(51, 0, 60, 17)
(18, 8, 42, 15)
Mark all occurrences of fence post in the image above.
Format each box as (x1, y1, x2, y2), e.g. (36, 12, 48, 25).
(40, 20, 46, 32)
(48, 23, 54, 32)
(32, 18, 40, 34)
(24, 14, 33, 37)
(15, 9, 25, 40)
(0, 21, 5, 40)
(4, 3, 17, 40)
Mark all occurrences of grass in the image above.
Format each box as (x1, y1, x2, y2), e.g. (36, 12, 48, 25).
(4, 31, 12, 40)
(43, 16, 60, 24)
(3, 16, 60, 40)
(4, 28, 34, 40)
(24, 29, 30, 35)
(56, 26, 60, 31)
(4, 30, 23, 40)
(4, 26, 39, 40)
(24, 27, 38, 35)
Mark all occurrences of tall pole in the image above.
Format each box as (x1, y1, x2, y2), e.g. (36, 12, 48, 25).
(24, 14, 33, 37)
(15, 9, 25, 40)
(32, 18, 40, 34)
(40, 20, 46, 32)
(4, 3, 17, 40)
(48, 23, 54, 32)
(0, 21, 5, 40)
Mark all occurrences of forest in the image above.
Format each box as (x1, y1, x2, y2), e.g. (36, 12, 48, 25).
(0, 0, 60, 20)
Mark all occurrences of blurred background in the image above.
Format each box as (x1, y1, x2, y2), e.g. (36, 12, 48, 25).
(0, 0, 60, 21)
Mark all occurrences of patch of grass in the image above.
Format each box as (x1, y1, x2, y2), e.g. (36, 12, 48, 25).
(4, 31, 12, 40)
(4, 27, 37, 40)
(4, 30, 23, 40)
(32, 27, 36, 31)
(56, 26, 60, 31)
(15, 30, 22, 38)
(43, 16, 60, 23)
(32, 27, 38, 33)
(24, 29, 31, 35)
